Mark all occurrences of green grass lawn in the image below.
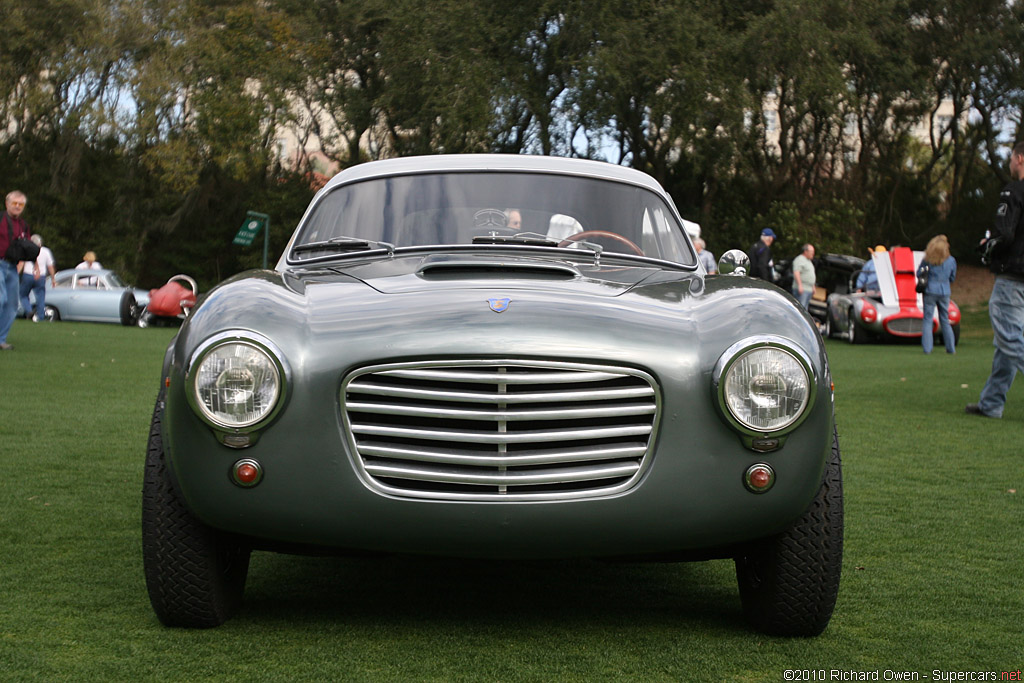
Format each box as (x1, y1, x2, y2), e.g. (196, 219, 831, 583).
(1, 315, 1021, 681)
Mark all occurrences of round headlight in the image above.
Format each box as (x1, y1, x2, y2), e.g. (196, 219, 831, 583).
(718, 343, 812, 433)
(191, 341, 282, 429)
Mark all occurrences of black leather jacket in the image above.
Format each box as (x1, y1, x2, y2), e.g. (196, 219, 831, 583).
(988, 179, 1024, 276)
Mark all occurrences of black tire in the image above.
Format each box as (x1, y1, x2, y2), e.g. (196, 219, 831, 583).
(44, 305, 60, 322)
(119, 291, 138, 326)
(142, 389, 250, 627)
(952, 323, 960, 346)
(823, 311, 832, 338)
(735, 423, 843, 637)
(846, 307, 865, 344)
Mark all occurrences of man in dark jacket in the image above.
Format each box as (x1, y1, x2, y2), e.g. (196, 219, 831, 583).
(966, 141, 1024, 417)
(1, 190, 31, 350)
(748, 228, 776, 281)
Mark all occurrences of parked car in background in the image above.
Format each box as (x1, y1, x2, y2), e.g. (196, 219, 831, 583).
(44, 268, 149, 325)
(136, 274, 198, 328)
(143, 154, 843, 636)
(823, 246, 960, 344)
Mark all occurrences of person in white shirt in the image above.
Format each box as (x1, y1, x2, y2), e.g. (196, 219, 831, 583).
(76, 250, 102, 270)
(19, 234, 56, 321)
(791, 243, 817, 310)
(76, 250, 102, 287)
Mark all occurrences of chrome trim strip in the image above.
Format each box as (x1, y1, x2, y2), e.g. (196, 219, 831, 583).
(371, 368, 626, 384)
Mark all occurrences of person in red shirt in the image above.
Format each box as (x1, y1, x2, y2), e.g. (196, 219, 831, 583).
(1, 190, 31, 350)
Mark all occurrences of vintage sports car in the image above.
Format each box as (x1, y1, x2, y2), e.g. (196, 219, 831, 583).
(43, 268, 149, 325)
(823, 247, 961, 344)
(136, 274, 199, 328)
(142, 155, 843, 636)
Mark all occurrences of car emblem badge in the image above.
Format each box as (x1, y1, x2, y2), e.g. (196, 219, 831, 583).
(488, 298, 511, 313)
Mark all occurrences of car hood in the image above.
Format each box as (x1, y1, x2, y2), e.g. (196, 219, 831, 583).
(327, 252, 671, 297)
(178, 251, 822, 360)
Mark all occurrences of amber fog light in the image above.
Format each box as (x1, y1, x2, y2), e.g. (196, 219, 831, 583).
(232, 459, 263, 487)
(744, 464, 775, 493)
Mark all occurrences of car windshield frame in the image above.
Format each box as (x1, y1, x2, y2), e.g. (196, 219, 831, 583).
(286, 170, 697, 269)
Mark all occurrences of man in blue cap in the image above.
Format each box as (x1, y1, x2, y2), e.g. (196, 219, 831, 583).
(748, 228, 776, 281)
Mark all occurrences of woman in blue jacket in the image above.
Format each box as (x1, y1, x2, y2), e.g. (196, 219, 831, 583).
(918, 234, 957, 354)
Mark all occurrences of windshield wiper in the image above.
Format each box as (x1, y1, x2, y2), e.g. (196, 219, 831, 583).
(292, 236, 395, 257)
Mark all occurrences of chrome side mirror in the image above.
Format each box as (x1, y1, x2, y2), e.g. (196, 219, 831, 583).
(718, 249, 750, 276)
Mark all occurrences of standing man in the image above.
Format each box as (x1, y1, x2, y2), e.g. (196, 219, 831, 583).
(791, 243, 816, 310)
(856, 245, 886, 294)
(1, 190, 31, 350)
(748, 228, 776, 281)
(20, 234, 56, 322)
(966, 141, 1024, 418)
(694, 237, 716, 274)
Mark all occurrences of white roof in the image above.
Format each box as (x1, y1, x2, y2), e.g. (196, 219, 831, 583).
(320, 154, 671, 198)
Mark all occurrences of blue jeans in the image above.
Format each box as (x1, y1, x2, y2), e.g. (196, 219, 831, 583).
(921, 292, 955, 354)
(20, 271, 46, 319)
(977, 277, 1024, 417)
(792, 287, 813, 310)
(0, 260, 19, 344)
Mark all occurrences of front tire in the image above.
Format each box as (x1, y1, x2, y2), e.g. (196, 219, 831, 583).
(735, 423, 843, 637)
(142, 390, 250, 627)
(846, 307, 866, 344)
(44, 305, 60, 322)
(119, 292, 138, 326)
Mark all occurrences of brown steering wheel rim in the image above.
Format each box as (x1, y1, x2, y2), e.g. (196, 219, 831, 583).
(557, 230, 644, 256)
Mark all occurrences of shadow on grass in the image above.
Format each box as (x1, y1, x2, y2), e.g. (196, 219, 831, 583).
(240, 553, 744, 633)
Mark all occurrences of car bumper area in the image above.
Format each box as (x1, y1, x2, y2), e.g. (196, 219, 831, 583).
(163, 373, 833, 560)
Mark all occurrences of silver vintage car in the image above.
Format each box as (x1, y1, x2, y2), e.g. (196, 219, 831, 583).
(143, 155, 843, 635)
(44, 268, 149, 325)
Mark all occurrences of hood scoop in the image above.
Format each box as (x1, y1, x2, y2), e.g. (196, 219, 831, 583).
(416, 254, 580, 281)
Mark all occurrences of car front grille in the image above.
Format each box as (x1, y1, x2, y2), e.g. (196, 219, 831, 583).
(884, 315, 924, 336)
(342, 360, 659, 501)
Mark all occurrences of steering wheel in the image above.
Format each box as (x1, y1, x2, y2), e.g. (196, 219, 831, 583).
(558, 230, 644, 256)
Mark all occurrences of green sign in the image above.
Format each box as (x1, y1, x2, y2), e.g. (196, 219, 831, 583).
(233, 214, 266, 246)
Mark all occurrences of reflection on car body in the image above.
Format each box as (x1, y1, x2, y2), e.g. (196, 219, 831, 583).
(142, 154, 843, 636)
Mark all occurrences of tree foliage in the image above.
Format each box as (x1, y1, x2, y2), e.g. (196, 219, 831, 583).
(1, 0, 1022, 288)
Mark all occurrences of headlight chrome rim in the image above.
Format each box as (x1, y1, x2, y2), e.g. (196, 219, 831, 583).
(712, 336, 817, 437)
(186, 332, 290, 433)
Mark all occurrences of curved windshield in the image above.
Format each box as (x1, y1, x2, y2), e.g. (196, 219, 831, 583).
(291, 171, 696, 266)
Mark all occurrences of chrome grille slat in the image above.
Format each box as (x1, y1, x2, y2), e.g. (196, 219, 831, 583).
(357, 442, 649, 466)
(345, 381, 654, 404)
(350, 423, 653, 444)
(346, 401, 656, 421)
(343, 360, 659, 501)
(364, 462, 641, 486)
